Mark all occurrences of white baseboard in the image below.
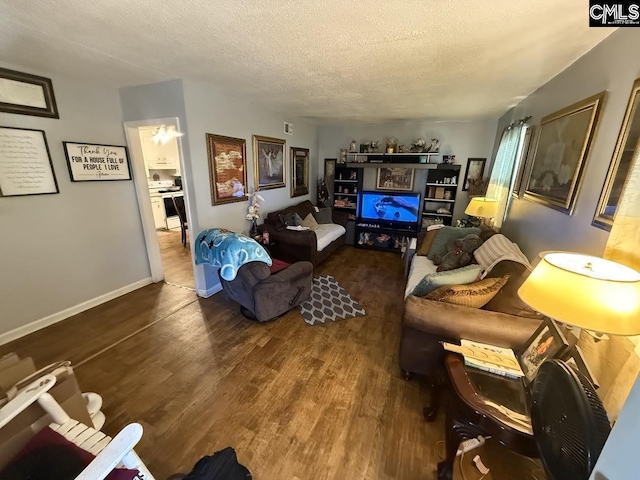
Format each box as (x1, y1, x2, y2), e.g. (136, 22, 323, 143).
(197, 284, 222, 298)
(0, 278, 153, 346)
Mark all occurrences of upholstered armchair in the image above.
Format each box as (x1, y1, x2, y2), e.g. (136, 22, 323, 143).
(219, 261, 313, 322)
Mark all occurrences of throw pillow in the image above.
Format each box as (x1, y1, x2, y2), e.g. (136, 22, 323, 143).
(292, 213, 305, 226)
(278, 212, 295, 227)
(411, 264, 482, 297)
(303, 213, 319, 231)
(425, 275, 509, 309)
(313, 207, 333, 224)
(416, 229, 439, 256)
(427, 226, 481, 261)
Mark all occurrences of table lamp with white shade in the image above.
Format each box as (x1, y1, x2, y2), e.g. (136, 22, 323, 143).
(518, 252, 640, 338)
(465, 197, 498, 226)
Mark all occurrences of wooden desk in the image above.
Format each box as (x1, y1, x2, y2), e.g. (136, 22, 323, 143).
(438, 354, 540, 480)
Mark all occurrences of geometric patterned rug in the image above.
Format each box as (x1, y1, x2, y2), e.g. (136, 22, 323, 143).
(299, 275, 366, 326)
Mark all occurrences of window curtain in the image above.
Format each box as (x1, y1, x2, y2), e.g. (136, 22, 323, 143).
(485, 124, 524, 228)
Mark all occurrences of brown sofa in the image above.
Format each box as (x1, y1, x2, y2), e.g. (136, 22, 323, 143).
(259, 200, 349, 266)
(399, 234, 543, 381)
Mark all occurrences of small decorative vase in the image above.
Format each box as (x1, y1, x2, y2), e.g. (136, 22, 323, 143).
(250, 219, 259, 238)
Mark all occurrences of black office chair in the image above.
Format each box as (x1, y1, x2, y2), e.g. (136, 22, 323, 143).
(172, 196, 188, 247)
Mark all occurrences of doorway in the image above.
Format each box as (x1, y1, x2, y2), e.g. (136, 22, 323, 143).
(124, 118, 196, 291)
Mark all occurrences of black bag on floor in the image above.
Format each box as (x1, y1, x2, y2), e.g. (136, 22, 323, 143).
(176, 447, 251, 480)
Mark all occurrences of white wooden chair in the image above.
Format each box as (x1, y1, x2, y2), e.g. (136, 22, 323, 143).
(0, 374, 154, 480)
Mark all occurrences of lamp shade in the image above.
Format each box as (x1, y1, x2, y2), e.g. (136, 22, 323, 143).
(465, 197, 498, 218)
(518, 252, 640, 336)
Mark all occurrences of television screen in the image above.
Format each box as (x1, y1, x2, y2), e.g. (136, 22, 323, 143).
(359, 192, 420, 224)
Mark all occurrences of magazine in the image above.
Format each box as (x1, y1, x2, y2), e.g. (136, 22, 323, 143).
(442, 339, 524, 378)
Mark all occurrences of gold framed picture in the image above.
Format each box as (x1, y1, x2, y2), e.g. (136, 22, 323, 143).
(205, 133, 248, 205)
(524, 91, 606, 215)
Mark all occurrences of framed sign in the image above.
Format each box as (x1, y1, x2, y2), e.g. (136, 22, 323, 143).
(63, 142, 132, 181)
(253, 135, 285, 191)
(0, 67, 59, 118)
(0, 126, 59, 196)
(290, 147, 309, 197)
(206, 133, 248, 205)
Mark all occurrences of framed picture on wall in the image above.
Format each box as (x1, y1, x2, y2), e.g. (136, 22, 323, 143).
(524, 91, 606, 215)
(0, 67, 59, 118)
(376, 167, 415, 191)
(205, 133, 248, 205)
(253, 135, 285, 191)
(462, 158, 486, 192)
(324, 158, 336, 207)
(290, 147, 309, 197)
(63, 142, 132, 181)
(0, 126, 59, 196)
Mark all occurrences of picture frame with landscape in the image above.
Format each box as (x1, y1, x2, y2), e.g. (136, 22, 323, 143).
(524, 91, 606, 215)
(205, 133, 248, 206)
(290, 147, 309, 198)
(254, 135, 285, 191)
(376, 167, 414, 191)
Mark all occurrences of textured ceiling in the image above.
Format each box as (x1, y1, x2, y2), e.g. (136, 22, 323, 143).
(0, 0, 614, 122)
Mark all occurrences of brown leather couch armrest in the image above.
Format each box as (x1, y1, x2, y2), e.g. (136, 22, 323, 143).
(403, 295, 541, 350)
(332, 210, 349, 227)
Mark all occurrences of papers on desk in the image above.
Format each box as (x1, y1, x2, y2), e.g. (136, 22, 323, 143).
(442, 340, 524, 379)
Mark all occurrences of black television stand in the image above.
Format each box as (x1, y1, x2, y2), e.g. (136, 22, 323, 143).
(354, 222, 419, 253)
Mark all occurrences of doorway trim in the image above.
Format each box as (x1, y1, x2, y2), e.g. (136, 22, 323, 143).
(123, 117, 196, 288)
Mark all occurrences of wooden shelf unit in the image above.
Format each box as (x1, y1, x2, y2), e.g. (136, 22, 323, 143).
(333, 165, 363, 215)
(422, 164, 461, 228)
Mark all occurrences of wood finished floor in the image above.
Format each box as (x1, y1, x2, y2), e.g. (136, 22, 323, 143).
(157, 230, 195, 290)
(0, 246, 541, 479)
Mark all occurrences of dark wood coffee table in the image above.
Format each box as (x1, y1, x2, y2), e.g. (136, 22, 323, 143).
(437, 353, 539, 480)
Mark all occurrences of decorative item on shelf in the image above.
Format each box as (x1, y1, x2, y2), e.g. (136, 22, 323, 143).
(353, 186, 358, 193)
(349, 139, 357, 153)
(444, 190, 452, 200)
(397, 145, 405, 153)
(426, 138, 440, 153)
(339, 148, 347, 164)
(350, 171, 357, 180)
(339, 172, 343, 180)
(246, 191, 264, 238)
(386, 137, 398, 154)
(442, 154, 455, 164)
(436, 207, 452, 215)
(370, 140, 380, 153)
(360, 143, 369, 153)
(343, 187, 349, 194)
(410, 138, 426, 153)
(152, 172, 160, 181)
(317, 178, 329, 207)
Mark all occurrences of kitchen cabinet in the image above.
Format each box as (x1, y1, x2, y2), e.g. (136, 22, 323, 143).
(150, 195, 166, 229)
(138, 127, 181, 173)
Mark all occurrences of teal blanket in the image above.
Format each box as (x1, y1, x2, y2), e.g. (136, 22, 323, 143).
(195, 228, 272, 280)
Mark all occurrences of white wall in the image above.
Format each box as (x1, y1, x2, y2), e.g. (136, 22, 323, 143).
(181, 80, 319, 292)
(499, 29, 640, 259)
(318, 119, 499, 220)
(0, 63, 150, 339)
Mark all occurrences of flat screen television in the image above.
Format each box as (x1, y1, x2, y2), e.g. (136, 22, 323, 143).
(358, 191, 421, 227)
